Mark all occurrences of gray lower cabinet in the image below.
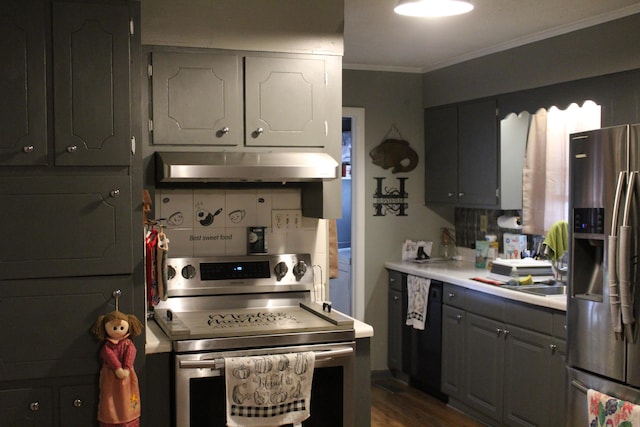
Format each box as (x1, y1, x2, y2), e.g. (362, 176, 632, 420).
(388, 287, 403, 373)
(387, 270, 406, 374)
(442, 283, 567, 426)
(442, 305, 465, 399)
(0, 387, 53, 427)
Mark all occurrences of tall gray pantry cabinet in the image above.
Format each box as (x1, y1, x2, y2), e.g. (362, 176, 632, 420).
(0, 1, 143, 426)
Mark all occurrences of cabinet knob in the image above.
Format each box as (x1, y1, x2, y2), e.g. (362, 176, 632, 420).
(66, 144, 77, 153)
(447, 192, 454, 198)
(219, 126, 230, 135)
(110, 189, 121, 198)
(253, 127, 264, 138)
(74, 399, 83, 408)
(29, 402, 39, 411)
(503, 329, 510, 338)
(458, 192, 465, 198)
(549, 344, 557, 354)
(456, 314, 463, 321)
(496, 328, 502, 336)
(393, 295, 400, 301)
(448, 292, 455, 298)
(23, 145, 34, 153)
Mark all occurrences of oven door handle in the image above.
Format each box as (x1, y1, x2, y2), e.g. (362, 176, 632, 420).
(179, 347, 354, 370)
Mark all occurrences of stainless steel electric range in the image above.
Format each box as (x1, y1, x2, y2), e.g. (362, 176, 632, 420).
(153, 253, 356, 427)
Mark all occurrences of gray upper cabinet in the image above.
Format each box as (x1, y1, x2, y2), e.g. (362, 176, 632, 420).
(0, 176, 132, 280)
(425, 99, 499, 207)
(0, 0, 48, 166)
(245, 55, 327, 147)
(150, 52, 331, 148)
(424, 105, 457, 203)
(53, 2, 132, 166)
(457, 99, 498, 207)
(151, 51, 242, 146)
(0, 1, 133, 167)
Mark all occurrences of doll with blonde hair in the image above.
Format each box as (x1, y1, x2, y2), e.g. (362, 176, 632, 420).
(92, 311, 144, 427)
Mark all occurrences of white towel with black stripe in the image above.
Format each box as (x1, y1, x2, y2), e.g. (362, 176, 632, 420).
(406, 275, 431, 330)
(225, 352, 315, 427)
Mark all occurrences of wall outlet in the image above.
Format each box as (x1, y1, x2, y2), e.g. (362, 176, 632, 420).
(272, 209, 302, 231)
(480, 214, 488, 232)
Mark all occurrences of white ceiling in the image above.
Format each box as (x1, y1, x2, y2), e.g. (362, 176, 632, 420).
(344, 0, 640, 73)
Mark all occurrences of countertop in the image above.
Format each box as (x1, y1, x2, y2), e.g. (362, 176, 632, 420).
(146, 311, 374, 355)
(385, 259, 567, 312)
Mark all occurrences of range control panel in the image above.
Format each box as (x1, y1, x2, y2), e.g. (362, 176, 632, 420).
(163, 254, 314, 297)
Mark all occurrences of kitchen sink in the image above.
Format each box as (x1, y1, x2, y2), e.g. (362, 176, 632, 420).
(501, 283, 567, 297)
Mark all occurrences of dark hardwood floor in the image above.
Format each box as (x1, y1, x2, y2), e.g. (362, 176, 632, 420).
(371, 379, 486, 427)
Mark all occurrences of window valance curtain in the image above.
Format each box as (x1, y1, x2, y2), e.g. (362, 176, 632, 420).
(522, 101, 601, 236)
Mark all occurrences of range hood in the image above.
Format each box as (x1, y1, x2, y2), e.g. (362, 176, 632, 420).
(155, 151, 339, 183)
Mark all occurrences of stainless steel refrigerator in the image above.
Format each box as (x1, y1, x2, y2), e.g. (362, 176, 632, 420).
(567, 124, 640, 424)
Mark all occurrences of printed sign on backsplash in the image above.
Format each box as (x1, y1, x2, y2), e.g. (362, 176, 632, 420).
(156, 188, 315, 257)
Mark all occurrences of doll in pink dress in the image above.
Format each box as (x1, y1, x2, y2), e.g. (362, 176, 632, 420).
(92, 311, 144, 427)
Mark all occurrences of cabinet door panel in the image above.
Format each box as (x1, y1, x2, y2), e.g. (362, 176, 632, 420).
(0, 0, 48, 166)
(465, 313, 503, 421)
(424, 106, 458, 203)
(0, 176, 132, 280)
(458, 99, 498, 207)
(0, 276, 135, 381)
(245, 56, 326, 147)
(0, 387, 52, 427)
(59, 384, 99, 427)
(503, 325, 551, 427)
(550, 339, 567, 427)
(388, 289, 402, 372)
(151, 51, 241, 146)
(53, 2, 131, 166)
(442, 305, 465, 399)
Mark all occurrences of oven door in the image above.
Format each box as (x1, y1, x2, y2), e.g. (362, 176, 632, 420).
(175, 342, 355, 427)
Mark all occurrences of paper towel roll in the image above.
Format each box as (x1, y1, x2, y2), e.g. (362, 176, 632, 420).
(497, 215, 522, 229)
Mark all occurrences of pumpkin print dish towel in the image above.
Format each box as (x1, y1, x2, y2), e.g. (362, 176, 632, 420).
(224, 352, 315, 427)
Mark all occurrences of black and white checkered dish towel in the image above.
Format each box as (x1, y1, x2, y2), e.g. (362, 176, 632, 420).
(406, 275, 431, 330)
(225, 352, 315, 427)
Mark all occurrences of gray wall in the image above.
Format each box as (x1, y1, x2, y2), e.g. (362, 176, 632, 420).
(422, 13, 640, 107)
(343, 70, 454, 372)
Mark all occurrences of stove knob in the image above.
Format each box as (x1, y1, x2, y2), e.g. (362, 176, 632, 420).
(182, 264, 197, 279)
(293, 260, 307, 281)
(167, 265, 176, 281)
(274, 261, 288, 281)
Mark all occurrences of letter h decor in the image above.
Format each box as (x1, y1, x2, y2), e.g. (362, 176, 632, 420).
(373, 177, 408, 216)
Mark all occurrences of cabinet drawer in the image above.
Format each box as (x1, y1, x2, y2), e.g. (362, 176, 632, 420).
(388, 270, 405, 291)
(0, 176, 132, 280)
(443, 283, 465, 308)
(505, 299, 553, 334)
(466, 289, 504, 321)
(0, 276, 135, 381)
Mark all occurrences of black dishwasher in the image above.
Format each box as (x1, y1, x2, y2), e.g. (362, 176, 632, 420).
(404, 278, 446, 401)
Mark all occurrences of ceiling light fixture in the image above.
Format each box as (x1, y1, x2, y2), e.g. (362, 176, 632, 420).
(394, 0, 474, 17)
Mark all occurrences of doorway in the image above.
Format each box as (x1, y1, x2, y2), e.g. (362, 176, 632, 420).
(330, 107, 364, 320)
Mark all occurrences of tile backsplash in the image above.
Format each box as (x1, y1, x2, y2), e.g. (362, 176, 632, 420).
(454, 207, 526, 252)
(154, 188, 325, 257)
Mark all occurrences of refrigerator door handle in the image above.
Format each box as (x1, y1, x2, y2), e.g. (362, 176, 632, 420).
(571, 379, 589, 394)
(609, 171, 626, 337)
(619, 171, 637, 339)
